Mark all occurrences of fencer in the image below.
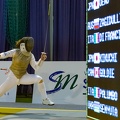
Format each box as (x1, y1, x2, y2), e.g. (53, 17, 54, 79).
(0, 37, 54, 105)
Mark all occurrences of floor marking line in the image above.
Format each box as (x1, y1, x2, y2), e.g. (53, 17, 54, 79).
(0, 107, 28, 110)
(0, 107, 86, 112)
(0, 108, 27, 118)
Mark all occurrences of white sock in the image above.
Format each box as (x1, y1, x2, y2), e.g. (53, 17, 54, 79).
(38, 82, 47, 100)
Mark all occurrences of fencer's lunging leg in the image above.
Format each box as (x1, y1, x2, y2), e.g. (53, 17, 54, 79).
(38, 80, 47, 99)
(38, 80, 54, 105)
(19, 73, 54, 105)
(0, 77, 18, 97)
(20, 74, 47, 99)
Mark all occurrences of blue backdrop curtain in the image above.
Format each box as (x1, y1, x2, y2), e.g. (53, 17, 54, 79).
(0, 0, 6, 51)
(53, 0, 86, 61)
(29, 0, 86, 61)
(0, 0, 86, 61)
(29, 0, 50, 60)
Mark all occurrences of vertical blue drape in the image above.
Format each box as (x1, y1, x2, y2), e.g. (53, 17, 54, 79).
(53, 0, 86, 61)
(0, 0, 6, 51)
(29, 0, 50, 60)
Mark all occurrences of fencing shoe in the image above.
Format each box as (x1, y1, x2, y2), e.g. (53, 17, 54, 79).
(42, 98, 54, 106)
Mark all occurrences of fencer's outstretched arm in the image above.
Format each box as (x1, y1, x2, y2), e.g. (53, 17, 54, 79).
(30, 52, 47, 71)
(0, 49, 16, 59)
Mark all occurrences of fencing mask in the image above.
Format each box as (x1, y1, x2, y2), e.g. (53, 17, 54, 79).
(20, 37, 34, 56)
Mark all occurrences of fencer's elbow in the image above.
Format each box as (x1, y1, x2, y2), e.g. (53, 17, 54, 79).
(34, 66, 40, 71)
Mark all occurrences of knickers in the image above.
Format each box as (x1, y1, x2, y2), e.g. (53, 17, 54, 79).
(0, 70, 47, 99)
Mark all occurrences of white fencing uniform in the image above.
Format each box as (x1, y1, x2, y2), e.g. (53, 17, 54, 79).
(0, 37, 54, 105)
(0, 49, 47, 99)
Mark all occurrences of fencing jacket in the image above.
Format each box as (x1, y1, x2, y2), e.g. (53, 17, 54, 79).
(0, 49, 43, 79)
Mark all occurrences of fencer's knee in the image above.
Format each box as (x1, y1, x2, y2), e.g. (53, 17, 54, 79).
(36, 75, 44, 84)
(39, 79, 43, 83)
